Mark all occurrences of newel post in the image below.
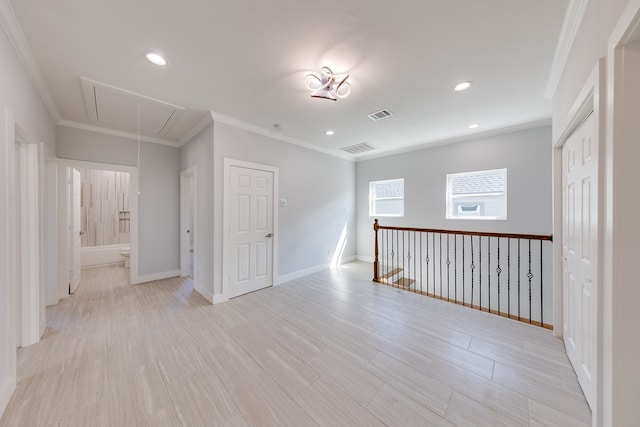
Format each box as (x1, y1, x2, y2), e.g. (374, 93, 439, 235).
(373, 219, 380, 282)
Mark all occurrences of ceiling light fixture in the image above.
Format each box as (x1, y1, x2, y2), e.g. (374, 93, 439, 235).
(454, 81, 472, 91)
(468, 123, 480, 129)
(145, 52, 167, 66)
(325, 130, 335, 135)
(304, 66, 351, 101)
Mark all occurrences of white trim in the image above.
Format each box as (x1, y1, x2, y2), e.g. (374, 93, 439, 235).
(17, 138, 41, 346)
(0, 376, 16, 419)
(212, 294, 229, 305)
(2, 107, 17, 420)
(544, 0, 591, 99)
(0, 0, 61, 122)
(275, 256, 358, 286)
(56, 159, 138, 293)
(180, 166, 197, 279)
(222, 158, 279, 301)
(357, 255, 375, 263)
(57, 120, 180, 147)
(552, 59, 604, 427)
(212, 112, 354, 161)
(179, 111, 214, 146)
(356, 119, 552, 162)
(193, 280, 214, 304)
(135, 270, 180, 284)
(275, 264, 330, 286)
(602, 3, 640, 424)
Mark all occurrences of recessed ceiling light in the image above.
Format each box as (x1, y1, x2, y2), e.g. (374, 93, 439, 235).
(145, 52, 167, 66)
(454, 81, 473, 91)
(325, 130, 335, 135)
(468, 123, 480, 129)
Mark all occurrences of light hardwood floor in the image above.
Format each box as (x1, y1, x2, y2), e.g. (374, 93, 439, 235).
(1, 262, 591, 426)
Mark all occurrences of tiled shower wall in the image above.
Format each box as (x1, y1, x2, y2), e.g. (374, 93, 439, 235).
(80, 168, 130, 247)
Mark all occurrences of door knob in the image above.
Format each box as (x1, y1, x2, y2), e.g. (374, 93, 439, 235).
(265, 233, 273, 238)
(80, 231, 85, 236)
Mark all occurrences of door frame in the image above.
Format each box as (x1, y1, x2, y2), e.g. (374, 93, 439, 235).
(57, 159, 139, 295)
(6, 110, 42, 349)
(180, 165, 197, 279)
(603, 2, 640, 424)
(222, 158, 278, 301)
(552, 60, 604, 425)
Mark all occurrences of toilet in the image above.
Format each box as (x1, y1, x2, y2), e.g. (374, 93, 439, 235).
(120, 249, 130, 268)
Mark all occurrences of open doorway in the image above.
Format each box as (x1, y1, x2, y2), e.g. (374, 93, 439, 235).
(180, 166, 196, 281)
(57, 159, 138, 297)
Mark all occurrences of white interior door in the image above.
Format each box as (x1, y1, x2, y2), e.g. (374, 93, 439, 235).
(562, 113, 597, 408)
(229, 165, 274, 298)
(69, 168, 81, 293)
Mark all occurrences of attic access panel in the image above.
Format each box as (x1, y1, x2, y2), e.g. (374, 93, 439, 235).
(81, 77, 185, 137)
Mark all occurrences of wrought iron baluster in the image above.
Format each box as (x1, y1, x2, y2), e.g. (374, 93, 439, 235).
(454, 234, 458, 303)
(419, 232, 423, 294)
(488, 237, 491, 313)
(414, 231, 417, 292)
(540, 239, 543, 326)
(518, 239, 521, 321)
(508, 238, 511, 318)
(439, 233, 443, 299)
(470, 235, 475, 308)
(496, 238, 501, 315)
(479, 236, 482, 310)
(432, 232, 436, 296)
(425, 232, 430, 295)
(462, 235, 466, 305)
(446, 234, 451, 301)
(402, 231, 406, 289)
(528, 239, 533, 324)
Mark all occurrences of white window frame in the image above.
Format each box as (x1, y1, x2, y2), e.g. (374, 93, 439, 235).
(446, 168, 507, 220)
(369, 178, 404, 217)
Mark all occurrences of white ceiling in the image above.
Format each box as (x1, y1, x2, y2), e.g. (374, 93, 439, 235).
(8, 0, 568, 158)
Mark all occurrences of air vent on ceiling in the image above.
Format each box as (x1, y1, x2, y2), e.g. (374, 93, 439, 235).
(341, 142, 377, 154)
(368, 109, 393, 121)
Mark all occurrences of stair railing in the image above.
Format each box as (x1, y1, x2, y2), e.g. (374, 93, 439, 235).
(373, 219, 553, 328)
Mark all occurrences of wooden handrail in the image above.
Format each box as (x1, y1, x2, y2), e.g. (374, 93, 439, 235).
(374, 221, 553, 242)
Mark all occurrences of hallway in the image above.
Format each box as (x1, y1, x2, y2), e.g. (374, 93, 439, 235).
(0, 263, 590, 426)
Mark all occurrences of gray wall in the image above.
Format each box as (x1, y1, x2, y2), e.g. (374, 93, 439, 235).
(180, 123, 214, 294)
(211, 122, 356, 296)
(356, 126, 553, 259)
(0, 25, 56, 416)
(56, 126, 180, 277)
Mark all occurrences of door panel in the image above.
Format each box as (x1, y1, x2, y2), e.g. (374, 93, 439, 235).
(229, 165, 274, 297)
(562, 113, 597, 408)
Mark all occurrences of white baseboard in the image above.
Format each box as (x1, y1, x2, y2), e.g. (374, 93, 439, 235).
(0, 376, 16, 420)
(357, 255, 374, 263)
(134, 269, 180, 284)
(276, 263, 329, 285)
(193, 281, 214, 304)
(275, 256, 357, 286)
(212, 294, 229, 304)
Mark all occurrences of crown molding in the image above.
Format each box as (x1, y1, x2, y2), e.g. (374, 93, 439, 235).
(58, 120, 181, 147)
(355, 118, 552, 162)
(544, 0, 591, 99)
(179, 111, 214, 146)
(0, 0, 61, 122)
(210, 111, 354, 161)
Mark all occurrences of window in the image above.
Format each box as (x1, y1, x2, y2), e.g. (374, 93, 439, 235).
(369, 178, 404, 217)
(446, 168, 507, 220)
